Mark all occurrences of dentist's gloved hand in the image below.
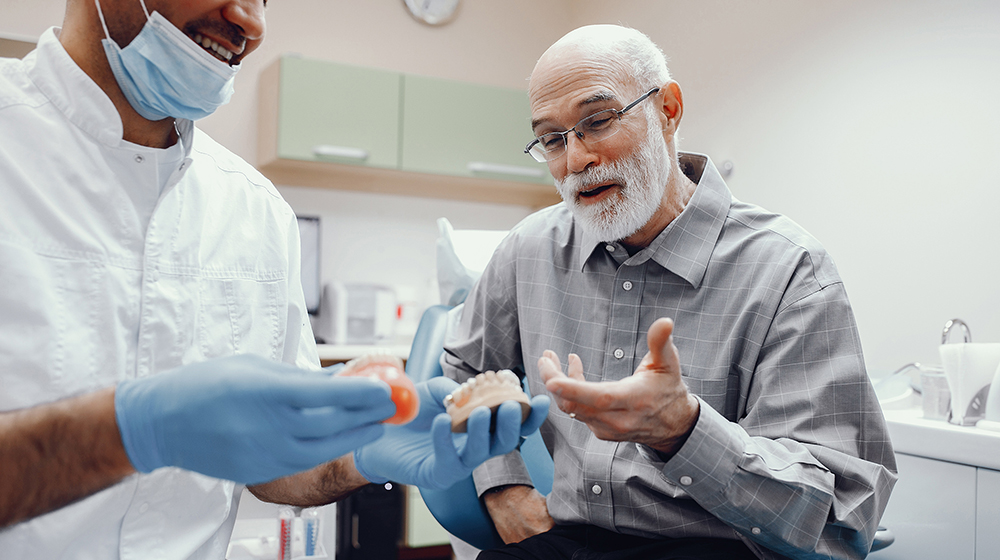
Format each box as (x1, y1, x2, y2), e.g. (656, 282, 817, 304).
(114, 354, 395, 485)
(352, 377, 550, 490)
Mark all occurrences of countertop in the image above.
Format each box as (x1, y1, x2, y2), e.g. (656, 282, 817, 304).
(316, 343, 410, 363)
(883, 407, 1000, 470)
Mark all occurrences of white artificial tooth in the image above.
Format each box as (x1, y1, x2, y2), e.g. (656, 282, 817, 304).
(193, 34, 202, 43)
(444, 394, 454, 406)
(499, 370, 519, 384)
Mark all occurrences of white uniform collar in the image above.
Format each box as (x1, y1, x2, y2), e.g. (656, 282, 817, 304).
(26, 27, 194, 156)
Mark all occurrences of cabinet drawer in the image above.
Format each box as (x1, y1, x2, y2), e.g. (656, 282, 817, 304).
(869, 453, 976, 560)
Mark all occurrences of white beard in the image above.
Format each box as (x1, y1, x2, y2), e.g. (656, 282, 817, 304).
(555, 109, 671, 243)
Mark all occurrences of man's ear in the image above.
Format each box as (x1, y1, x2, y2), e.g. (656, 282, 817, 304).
(659, 81, 684, 134)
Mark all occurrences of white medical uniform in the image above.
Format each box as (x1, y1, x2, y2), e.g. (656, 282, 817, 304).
(0, 28, 319, 559)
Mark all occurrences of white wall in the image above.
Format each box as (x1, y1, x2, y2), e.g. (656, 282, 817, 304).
(575, 0, 1000, 374)
(4, 0, 997, 373)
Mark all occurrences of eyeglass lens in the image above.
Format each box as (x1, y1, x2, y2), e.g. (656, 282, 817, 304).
(528, 109, 621, 162)
(525, 87, 660, 163)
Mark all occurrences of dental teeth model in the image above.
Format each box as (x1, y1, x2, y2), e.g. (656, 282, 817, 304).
(336, 352, 419, 425)
(444, 369, 531, 432)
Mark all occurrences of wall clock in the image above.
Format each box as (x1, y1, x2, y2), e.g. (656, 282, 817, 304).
(403, 0, 460, 26)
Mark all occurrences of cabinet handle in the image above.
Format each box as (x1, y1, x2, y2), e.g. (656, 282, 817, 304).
(312, 145, 369, 161)
(467, 162, 544, 178)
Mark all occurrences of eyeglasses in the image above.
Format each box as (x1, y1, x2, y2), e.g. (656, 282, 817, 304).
(524, 87, 660, 163)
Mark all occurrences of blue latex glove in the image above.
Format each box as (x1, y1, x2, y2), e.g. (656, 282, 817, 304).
(353, 377, 550, 490)
(114, 354, 396, 485)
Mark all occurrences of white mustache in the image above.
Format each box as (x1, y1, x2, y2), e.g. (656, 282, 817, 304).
(558, 163, 629, 199)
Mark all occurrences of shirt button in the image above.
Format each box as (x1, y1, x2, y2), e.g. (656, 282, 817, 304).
(179, 162, 186, 171)
(679, 475, 693, 486)
(751, 527, 762, 535)
(138, 503, 149, 513)
(134, 154, 144, 163)
(622, 281, 633, 291)
(605, 244, 615, 252)
(613, 348, 624, 359)
(591, 484, 602, 495)
(148, 269, 159, 283)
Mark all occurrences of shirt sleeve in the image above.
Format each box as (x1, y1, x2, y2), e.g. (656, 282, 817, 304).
(658, 283, 897, 560)
(441, 236, 534, 496)
(280, 211, 320, 371)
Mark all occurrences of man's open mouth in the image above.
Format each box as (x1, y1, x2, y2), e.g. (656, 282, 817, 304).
(580, 184, 616, 199)
(192, 33, 235, 64)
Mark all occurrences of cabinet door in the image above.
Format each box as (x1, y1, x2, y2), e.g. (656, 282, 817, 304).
(276, 57, 401, 169)
(868, 453, 976, 560)
(401, 75, 552, 185)
(978, 468, 1000, 558)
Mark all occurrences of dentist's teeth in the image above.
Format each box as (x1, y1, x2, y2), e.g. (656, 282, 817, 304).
(192, 33, 234, 62)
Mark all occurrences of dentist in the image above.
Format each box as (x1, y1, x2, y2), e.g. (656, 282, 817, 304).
(0, 0, 548, 558)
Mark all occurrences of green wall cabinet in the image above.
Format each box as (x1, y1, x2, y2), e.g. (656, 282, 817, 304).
(258, 56, 559, 208)
(265, 56, 401, 169)
(401, 74, 550, 185)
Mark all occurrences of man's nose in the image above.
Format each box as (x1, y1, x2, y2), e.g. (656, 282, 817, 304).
(222, 0, 266, 42)
(564, 132, 599, 175)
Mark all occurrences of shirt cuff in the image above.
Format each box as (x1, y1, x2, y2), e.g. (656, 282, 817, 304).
(471, 450, 533, 498)
(658, 396, 746, 510)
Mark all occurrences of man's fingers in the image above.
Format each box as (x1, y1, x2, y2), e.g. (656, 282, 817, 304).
(520, 395, 550, 437)
(461, 406, 493, 467)
(275, 376, 392, 409)
(567, 353, 585, 381)
(491, 401, 522, 455)
(537, 354, 565, 384)
(644, 317, 679, 373)
(542, 350, 561, 371)
(545, 376, 634, 410)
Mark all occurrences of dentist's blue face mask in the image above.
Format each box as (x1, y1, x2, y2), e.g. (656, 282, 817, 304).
(95, 0, 240, 121)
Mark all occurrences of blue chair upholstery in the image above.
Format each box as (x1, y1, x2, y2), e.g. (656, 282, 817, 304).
(406, 304, 554, 551)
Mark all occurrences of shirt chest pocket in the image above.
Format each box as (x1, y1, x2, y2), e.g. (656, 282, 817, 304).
(193, 277, 285, 361)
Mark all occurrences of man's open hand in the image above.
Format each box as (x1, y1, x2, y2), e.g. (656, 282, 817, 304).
(538, 317, 699, 456)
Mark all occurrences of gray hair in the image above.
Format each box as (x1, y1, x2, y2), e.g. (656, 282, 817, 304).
(608, 27, 672, 95)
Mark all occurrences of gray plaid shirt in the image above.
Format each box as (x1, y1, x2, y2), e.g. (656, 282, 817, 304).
(442, 153, 896, 560)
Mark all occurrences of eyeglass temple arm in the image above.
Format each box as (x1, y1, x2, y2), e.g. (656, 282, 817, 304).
(620, 87, 660, 115)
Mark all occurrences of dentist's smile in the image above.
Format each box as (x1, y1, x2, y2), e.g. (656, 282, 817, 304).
(191, 33, 236, 63)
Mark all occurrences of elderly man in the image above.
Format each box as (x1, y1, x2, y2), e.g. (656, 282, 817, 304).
(443, 25, 895, 560)
(0, 0, 547, 557)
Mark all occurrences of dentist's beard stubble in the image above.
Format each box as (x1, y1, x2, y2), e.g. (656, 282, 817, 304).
(555, 109, 671, 243)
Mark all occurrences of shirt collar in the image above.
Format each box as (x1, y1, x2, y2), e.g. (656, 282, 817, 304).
(579, 152, 732, 289)
(26, 27, 194, 155)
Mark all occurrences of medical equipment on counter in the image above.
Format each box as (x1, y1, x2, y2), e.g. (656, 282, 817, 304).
(278, 507, 294, 560)
(939, 319, 1000, 426)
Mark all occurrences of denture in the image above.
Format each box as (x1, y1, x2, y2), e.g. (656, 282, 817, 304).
(336, 352, 419, 425)
(444, 369, 531, 432)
